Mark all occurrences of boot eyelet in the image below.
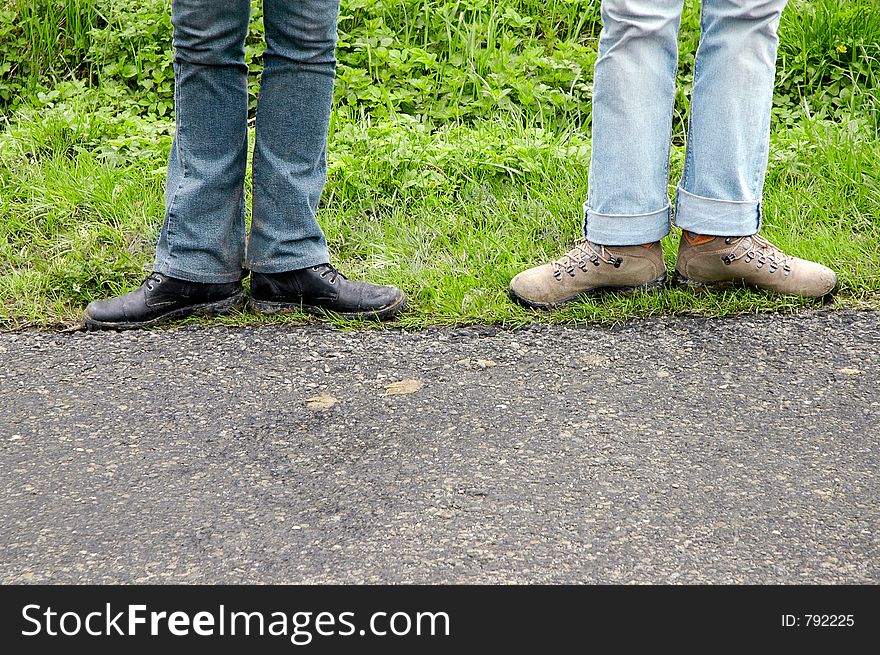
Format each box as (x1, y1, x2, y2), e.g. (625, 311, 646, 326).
(724, 237, 733, 245)
(613, 258, 622, 268)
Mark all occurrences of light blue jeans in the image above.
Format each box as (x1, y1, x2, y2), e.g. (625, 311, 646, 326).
(585, 0, 788, 246)
(155, 0, 339, 283)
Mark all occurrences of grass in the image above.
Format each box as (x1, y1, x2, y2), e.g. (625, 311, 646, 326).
(0, 0, 877, 329)
(1, 110, 876, 329)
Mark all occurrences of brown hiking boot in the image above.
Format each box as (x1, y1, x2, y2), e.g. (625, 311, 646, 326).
(674, 232, 838, 298)
(509, 239, 667, 309)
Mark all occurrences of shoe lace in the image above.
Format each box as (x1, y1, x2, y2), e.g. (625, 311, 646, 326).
(144, 272, 164, 291)
(311, 263, 346, 284)
(721, 234, 793, 276)
(550, 239, 621, 281)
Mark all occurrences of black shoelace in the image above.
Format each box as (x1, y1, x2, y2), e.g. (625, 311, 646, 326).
(311, 263, 345, 284)
(144, 272, 164, 291)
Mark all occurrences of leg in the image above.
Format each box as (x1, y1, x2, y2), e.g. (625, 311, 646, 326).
(247, 0, 338, 272)
(585, 0, 685, 246)
(675, 0, 786, 235)
(83, 0, 251, 329)
(508, 0, 679, 308)
(245, 0, 405, 320)
(155, 0, 251, 283)
(674, 0, 837, 298)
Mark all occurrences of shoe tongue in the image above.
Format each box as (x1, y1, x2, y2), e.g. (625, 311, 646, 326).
(685, 231, 715, 245)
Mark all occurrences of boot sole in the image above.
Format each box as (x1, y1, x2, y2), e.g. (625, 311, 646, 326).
(248, 290, 407, 321)
(82, 290, 247, 331)
(671, 271, 733, 292)
(509, 272, 668, 310)
(672, 271, 839, 299)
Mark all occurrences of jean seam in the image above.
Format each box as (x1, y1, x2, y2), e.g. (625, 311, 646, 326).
(751, 100, 771, 208)
(681, 1, 709, 196)
(159, 63, 187, 273)
(585, 204, 670, 245)
(156, 264, 243, 284)
(664, 8, 683, 190)
(674, 186, 762, 236)
(751, 10, 784, 205)
(587, 205, 671, 219)
(248, 251, 330, 274)
(676, 186, 762, 205)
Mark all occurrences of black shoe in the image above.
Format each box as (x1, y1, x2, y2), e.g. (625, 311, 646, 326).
(249, 263, 406, 320)
(83, 272, 246, 331)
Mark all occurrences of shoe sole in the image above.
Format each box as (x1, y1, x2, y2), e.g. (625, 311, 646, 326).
(509, 272, 668, 310)
(672, 271, 839, 299)
(248, 290, 407, 321)
(81, 290, 247, 331)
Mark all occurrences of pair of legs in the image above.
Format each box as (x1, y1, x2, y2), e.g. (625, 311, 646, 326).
(588, 0, 781, 243)
(510, 0, 836, 306)
(157, 0, 335, 283)
(84, 0, 404, 330)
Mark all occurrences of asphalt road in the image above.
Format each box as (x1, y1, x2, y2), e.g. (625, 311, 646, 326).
(0, 311, 877, 584)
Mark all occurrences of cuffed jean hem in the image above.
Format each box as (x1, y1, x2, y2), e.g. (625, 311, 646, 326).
(674, 186, 762, 237)
(247, 250, 331, 275)
(152, 264, 247, 284)
(583, 203, 671, 246)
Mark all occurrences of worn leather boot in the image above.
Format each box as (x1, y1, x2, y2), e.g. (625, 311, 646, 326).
(83, 272, 246, 330)
(249, 263, 406, 320)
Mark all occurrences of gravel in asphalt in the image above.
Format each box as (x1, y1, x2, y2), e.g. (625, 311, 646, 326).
(0, 311, 877, 583)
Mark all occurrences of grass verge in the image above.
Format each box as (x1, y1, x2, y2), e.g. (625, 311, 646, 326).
(0, 106, 876, 330)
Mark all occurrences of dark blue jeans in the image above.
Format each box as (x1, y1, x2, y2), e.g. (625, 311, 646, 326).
(155, 0, 339, 283)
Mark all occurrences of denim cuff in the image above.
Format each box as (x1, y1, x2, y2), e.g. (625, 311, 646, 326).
(583, 203, 671, 246)
(247, 250, 331, 275)
(674, 186, 762, 236)
(153, 264, 245, 284)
